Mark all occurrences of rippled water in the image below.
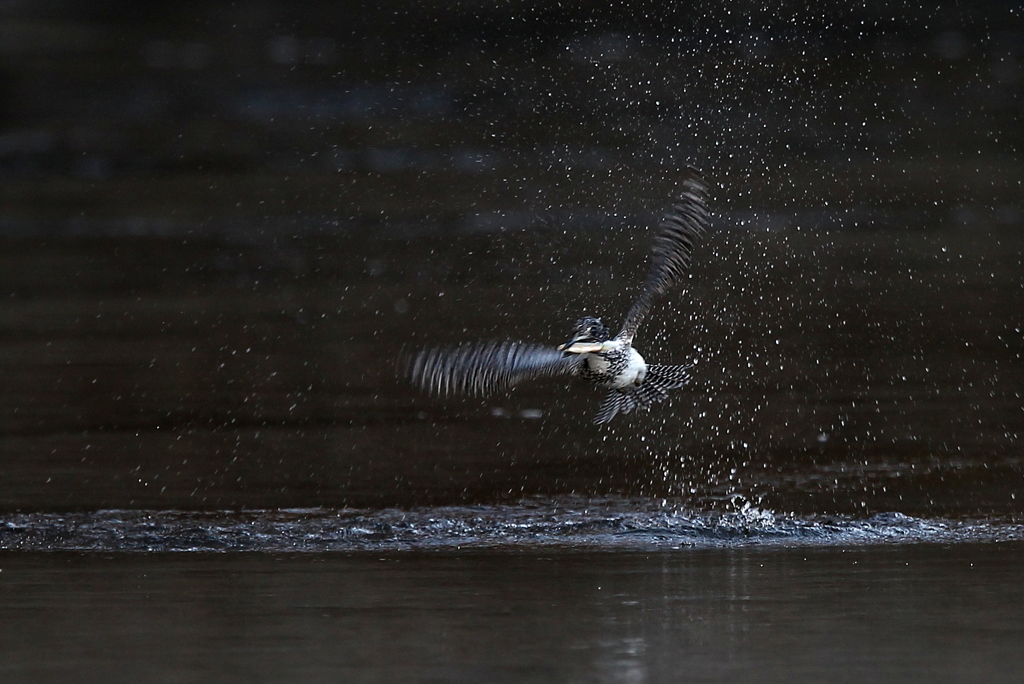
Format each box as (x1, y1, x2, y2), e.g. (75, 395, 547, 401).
(3, 499, 1022, 553)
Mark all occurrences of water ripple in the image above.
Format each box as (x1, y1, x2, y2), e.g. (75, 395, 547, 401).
(2, 499, 1021, 552)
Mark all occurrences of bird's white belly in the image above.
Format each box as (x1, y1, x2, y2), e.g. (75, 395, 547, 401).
(588, 347, 647, 389)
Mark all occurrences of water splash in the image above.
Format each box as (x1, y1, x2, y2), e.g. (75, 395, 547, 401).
(2, 498, 1021, 553)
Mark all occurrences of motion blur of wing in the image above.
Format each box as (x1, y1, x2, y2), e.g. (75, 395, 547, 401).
(408, 340, 582, 398)
(617, 170, 710, 342)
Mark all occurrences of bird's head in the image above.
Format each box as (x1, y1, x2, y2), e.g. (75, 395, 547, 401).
(557, 316, 610, 354)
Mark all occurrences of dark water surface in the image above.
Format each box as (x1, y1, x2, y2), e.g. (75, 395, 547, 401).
(1, 222, 1021, 681)
(3, 5, 1024, 680)
(2, 226, 1022, 517)
(2, 543, 1024, 683)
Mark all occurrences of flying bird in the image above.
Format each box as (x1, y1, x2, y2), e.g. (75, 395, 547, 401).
(408, 170, 710, 424)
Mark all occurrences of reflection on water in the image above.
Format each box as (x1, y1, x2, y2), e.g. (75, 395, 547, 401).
(2, 543, 1024, 683)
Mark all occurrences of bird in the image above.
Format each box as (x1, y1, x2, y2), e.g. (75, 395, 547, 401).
(408, 169, 710, 424)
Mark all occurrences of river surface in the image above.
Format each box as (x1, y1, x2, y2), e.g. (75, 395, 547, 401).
(3, 4, 1024, 680)
(1, 219, 1022, 682)
(2, 543, 1024, 683)
(2, 225, 1021, 517)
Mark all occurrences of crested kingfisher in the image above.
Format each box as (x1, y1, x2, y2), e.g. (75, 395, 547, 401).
(408, 170, 710, 424)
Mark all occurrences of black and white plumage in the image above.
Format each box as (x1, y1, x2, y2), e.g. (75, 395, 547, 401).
(409, 170, 710, 424)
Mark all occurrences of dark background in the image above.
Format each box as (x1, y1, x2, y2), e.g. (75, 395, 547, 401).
(1, 1, 1022, 515)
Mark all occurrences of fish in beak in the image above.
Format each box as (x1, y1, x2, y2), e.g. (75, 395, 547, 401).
(558, 336, 604, 355)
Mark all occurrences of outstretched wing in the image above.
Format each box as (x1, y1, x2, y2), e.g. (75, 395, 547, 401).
(617, 170, 710, 342)
(408, 340, 582, 398)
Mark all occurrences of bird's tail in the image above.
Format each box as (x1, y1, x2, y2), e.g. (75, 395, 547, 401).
(592, 363, 694, 424)
(645, 363, 694, 392)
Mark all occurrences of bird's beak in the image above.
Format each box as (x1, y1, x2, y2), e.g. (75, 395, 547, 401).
(558, 335, 603, 355)
(557, 333, 582, 353)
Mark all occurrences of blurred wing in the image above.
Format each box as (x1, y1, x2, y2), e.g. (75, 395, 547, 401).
(408, 340, 581, 398)
(618, 170, 711, 341)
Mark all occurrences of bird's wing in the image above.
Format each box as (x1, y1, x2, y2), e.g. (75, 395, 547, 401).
(408, 340, 582, 398)
(617, 170, 711, 342)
